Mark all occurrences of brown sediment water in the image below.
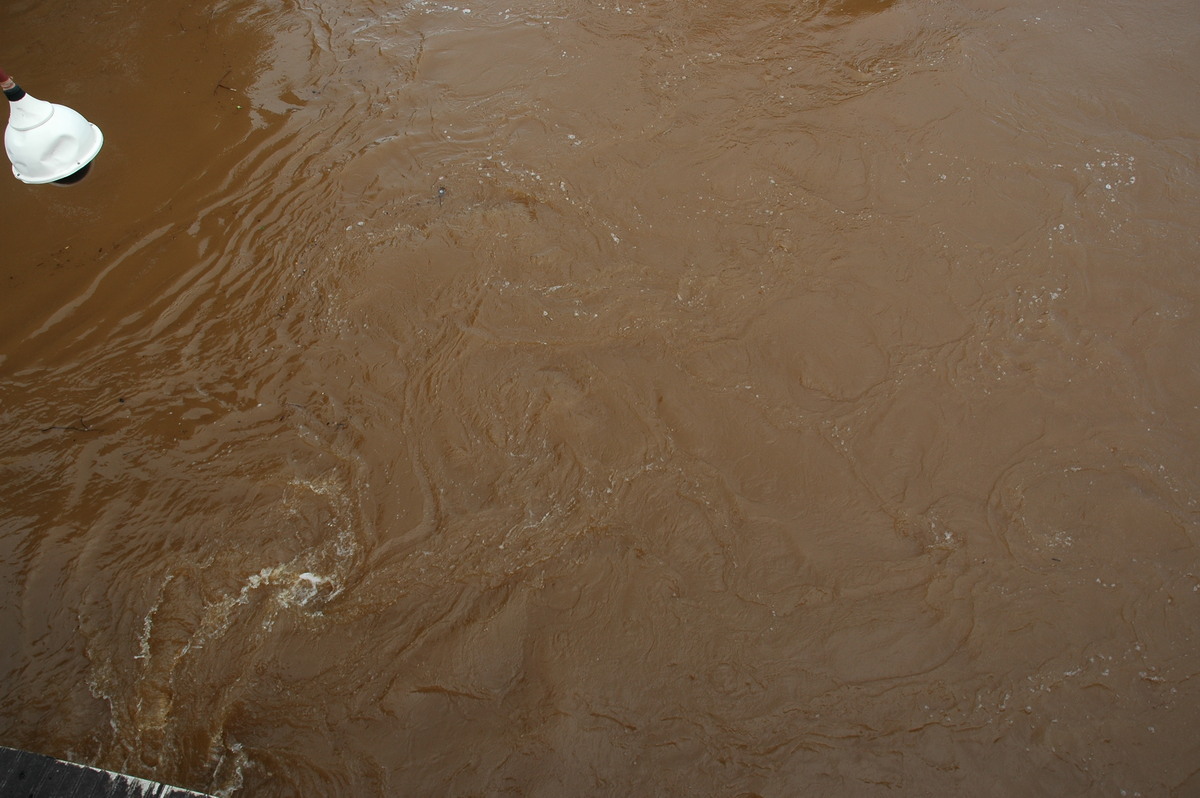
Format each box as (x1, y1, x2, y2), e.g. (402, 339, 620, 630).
(2, 0, 1199, 794)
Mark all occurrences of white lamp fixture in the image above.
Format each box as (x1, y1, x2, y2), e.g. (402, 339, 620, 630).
(3, 67, 103, 185)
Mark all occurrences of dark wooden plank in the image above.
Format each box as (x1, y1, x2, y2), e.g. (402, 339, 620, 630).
(0, 746, 54, 797)
(64, 765, 111, 798)
(29, 754, 87, 797)
(0, 746, 214, 798)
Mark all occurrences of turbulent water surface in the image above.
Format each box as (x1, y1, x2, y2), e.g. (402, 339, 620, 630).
(2, 0, 1199, 794)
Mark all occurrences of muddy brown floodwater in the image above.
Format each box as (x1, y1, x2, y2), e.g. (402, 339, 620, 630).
(2, 0, 1200, 795)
